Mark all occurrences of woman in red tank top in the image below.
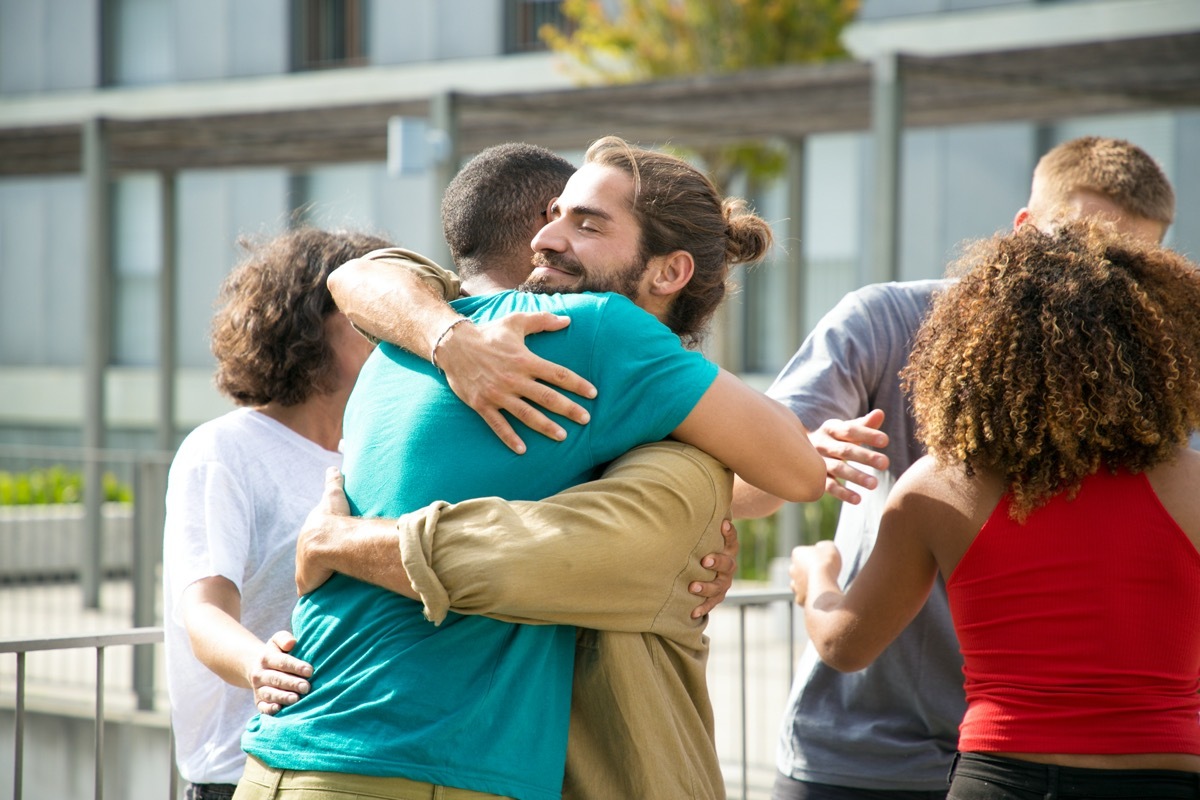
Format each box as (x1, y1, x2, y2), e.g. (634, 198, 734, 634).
(790, 222, 1200, 799)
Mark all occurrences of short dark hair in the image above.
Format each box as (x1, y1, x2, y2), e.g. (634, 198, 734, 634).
(441, 143, 576, 277)
(211, 227, 391, 407)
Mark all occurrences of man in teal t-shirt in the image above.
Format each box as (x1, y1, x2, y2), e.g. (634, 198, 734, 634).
(238, 136, 797, 800)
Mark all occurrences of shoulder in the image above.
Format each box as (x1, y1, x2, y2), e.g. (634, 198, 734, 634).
(890, 456, 1004, 542)
(844, 279, 947, 323)
(360, 247, 449, 272)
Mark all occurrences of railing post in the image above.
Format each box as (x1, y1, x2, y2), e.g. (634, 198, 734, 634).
(133, 458, 167, 710)
(95, 645, 105, 800)
(14, 652, 25, 800)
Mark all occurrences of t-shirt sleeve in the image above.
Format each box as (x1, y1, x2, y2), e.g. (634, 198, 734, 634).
(162, 459, 254, 620)
(766, 288, 883, 430)
(585, 294, 719, 463)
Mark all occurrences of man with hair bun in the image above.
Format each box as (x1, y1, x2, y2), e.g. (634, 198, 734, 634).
(738, 135, 1178, 800)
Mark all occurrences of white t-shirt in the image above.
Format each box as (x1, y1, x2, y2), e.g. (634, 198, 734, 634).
(162, 407, 341, 784)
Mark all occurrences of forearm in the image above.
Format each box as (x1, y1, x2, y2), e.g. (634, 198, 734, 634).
(731, 475, 785, 519)
(328, 251, 460, 356)
(302, 513, 417, 599)
(184, 606, 268, 689)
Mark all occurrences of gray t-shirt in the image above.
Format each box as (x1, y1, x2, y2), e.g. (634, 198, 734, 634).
(768, 279, 964, 791)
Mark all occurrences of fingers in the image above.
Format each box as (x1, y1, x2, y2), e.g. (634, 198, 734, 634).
(690, 519, 740, 618)
(252, 632, 312, 715)
(824, 476, 864, 505)
(480, 408, 529, 455)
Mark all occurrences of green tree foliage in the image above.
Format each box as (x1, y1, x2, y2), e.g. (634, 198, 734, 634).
(542, 0, 860, 190)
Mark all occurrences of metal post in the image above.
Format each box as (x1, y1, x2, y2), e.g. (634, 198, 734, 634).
(95, 646, 106, 800)
(132, 459, 166, 710)
(14, 652, 25, 800)
(869, 52, 904, 286)
(158, 171, 177, 452)
(82, 117, 112, 609)
(784, 137, 808, 353)
(427, 91, 459, 269)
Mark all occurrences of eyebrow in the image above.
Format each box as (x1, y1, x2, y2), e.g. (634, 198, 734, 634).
(553, 201, 615, 223)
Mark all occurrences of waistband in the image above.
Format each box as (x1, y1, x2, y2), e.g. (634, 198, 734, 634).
(950, 753, 1200, 799)
(240, 756, 509, 800)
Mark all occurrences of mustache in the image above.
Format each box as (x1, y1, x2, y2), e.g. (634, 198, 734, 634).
(532, 251, 581, 276)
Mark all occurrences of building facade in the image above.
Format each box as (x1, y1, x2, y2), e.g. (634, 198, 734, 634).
(0, 0, 1197, 450)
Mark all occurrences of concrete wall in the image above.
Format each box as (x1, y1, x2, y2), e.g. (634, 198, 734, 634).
(0, 706, 178, 800)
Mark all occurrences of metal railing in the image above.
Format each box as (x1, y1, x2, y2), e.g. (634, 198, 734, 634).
(0, 628, 175, 800)
(1, 589, 800, 800)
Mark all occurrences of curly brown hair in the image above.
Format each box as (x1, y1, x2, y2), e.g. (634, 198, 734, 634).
(211, 227, 392, 407)
(902, 222, 1200, 519)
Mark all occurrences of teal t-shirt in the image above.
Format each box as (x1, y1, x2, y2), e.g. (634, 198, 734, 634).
(242, 291, 719, 800)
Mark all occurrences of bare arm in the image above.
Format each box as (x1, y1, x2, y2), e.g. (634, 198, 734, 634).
(730, 409, 892, 518)
(672, 369, 825, 504)
(329, 250, 597, 454)
(178, 577, 312, 713)
(790, 469, 941, 672)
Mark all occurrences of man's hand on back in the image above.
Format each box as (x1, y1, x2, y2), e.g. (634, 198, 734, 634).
(435, 313, 598, 454)
(689, 519, 740, 619)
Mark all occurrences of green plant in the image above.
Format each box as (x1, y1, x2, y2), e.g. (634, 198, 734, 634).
(0, 466, 132, 505)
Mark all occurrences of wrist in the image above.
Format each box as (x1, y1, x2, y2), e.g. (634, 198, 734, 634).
(430, 316, 473, 373)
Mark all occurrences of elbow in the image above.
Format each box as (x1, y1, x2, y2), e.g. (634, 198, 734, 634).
(776, 457, 827, 504)
(809, 633, 874, 673)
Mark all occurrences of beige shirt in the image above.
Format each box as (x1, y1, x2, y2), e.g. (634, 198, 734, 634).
(398, 440, 733, 800)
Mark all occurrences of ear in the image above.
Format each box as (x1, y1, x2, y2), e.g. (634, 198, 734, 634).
(646, 250, 695, 298)
(1013, 207, 1032, 231)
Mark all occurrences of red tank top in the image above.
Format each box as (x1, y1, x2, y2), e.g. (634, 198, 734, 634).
(947, 469, 1200, 754)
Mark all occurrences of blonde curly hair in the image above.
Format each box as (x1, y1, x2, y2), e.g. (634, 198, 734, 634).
(902, 222, 1200, 519)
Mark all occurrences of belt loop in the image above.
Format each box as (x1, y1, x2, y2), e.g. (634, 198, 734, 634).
(947, 752, 961, 786)
(1043, 764, 1059, 800)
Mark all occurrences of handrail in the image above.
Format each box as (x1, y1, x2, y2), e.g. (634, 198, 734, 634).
(2, 627, 174, 800)
(2, 594, 796, 800)
(0, 628, 164, 654)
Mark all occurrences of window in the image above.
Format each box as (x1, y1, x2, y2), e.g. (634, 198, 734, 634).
(292, 0, 366, 71)
(504, 0, 573, 54)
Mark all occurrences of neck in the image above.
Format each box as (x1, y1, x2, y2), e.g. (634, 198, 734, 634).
(255, 392, 346, 452)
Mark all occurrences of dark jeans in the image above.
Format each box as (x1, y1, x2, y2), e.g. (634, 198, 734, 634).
(185, 783, 237, 800)
(948, 753, 1200, 800)
(772, 771, 948, 800)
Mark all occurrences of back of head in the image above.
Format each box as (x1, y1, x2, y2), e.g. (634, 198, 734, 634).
(1029, 136, 1175, 230)
(903, 222, 1200, 519)
(211, 227, 392, 407)
(584, 135, 774, 347)
(441, 143, 576, 281)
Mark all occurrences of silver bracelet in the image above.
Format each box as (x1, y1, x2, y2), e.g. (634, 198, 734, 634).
(430, 316, 472, 373)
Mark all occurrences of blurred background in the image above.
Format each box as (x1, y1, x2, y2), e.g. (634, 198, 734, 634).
(0, 1, 1197, 797)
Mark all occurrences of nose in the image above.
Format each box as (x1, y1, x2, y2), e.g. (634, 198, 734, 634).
(531, 215, 568, 253)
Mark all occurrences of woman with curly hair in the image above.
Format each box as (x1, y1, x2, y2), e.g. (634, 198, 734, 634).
(790, 221, 1200, 799)
(162, 226, 391, 800)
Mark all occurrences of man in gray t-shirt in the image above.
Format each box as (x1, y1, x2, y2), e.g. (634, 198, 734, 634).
(741, 136, 1179, 800)
(769, 280, 960, 796)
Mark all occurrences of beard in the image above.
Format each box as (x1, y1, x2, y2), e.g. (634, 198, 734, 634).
(519, 250, 647, 301)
